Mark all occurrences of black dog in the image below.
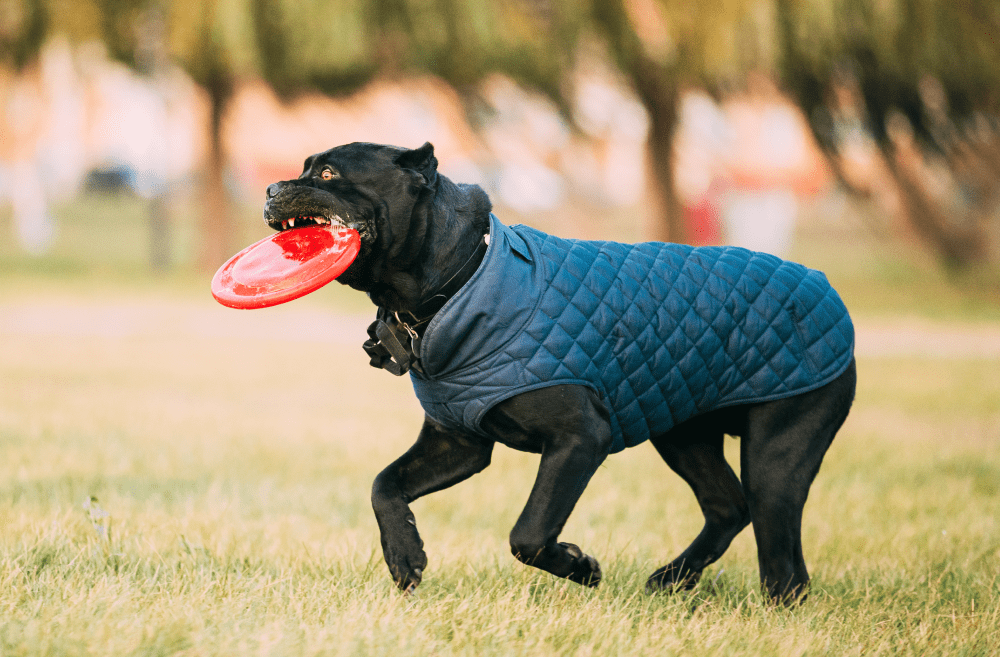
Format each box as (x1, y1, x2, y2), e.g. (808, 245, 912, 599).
(262, 142, 856, 603)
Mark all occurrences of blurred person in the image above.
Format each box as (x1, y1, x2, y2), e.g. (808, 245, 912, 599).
(481, 76, 568, 214)
(79, 46, 171, 200)
(569, 63, 649, 209)
(0, 62, 55, 255)
(674, 90, 728, 245)
(36, 37, 87, 202)
(719, 72, 826, 256)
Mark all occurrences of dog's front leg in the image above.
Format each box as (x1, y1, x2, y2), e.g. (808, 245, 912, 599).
(372, 417, 494, 592)
(482, 385, 612, 587)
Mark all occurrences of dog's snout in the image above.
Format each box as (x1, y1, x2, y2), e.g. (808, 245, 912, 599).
(266, 182, 283, 199)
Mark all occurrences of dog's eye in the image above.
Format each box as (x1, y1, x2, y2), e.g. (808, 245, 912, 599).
(319, 168, 339, 181)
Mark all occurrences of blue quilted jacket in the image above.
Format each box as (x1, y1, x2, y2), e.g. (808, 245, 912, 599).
(411, 214, 854, 454)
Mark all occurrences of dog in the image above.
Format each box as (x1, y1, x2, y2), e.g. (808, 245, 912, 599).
(262, 142, 857, 603)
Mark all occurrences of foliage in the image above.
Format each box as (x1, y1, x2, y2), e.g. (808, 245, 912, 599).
(777, 0, 1000, 267)
(0, 0, 48, 70)
(243, 0, 765, 242)
(5, 1, 998, 263)
(248, 0, 581, 106)
(250, 0, 377, 99)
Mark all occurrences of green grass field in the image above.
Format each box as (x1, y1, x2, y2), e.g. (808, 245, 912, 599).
(1, 196, 998, 655)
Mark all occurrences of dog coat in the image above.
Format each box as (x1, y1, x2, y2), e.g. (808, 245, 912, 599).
(410, 214, 855, 454)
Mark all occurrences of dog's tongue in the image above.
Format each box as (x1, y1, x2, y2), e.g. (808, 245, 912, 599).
(211, 224, 360, 309)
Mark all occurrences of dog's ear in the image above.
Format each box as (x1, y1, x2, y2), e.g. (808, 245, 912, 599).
(394, 142, 438, 184)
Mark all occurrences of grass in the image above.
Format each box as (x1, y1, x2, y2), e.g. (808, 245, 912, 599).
(0, 195, 999, 654)
(2, 300, 998, 655)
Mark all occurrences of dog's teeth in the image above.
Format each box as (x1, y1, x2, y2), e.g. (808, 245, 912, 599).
(289, 218, 296, 228)
(281, 220, 288, 230)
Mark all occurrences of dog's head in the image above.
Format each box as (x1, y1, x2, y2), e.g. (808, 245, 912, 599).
(263, 142, 441, 293)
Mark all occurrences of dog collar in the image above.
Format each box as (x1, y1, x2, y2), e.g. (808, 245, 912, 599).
(400, 233, 489, 327)
(363, 233, 489, 376)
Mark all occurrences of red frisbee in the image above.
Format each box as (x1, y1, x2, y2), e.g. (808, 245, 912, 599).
(211, 224, 361, 309)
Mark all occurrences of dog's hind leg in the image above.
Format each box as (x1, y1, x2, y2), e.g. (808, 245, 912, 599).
(646, 412, 751, 593)
(740, 359, 857, 604)
(481, 385, 613, 587)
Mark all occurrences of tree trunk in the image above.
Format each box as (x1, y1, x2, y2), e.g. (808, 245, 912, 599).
(148, 194, 170, 271)
(200, 76, 235, 271)
(880, 149, 986, 268)
(632, 57, 685, 244)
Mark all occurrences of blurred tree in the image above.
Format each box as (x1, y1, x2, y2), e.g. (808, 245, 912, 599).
(162, 0, 242, 268)
(6, 0, 770, 255)
(0, 0, 49, 71)
(249, 0, 764, 244)
(592, 0, 766, 242)
(101, 0, 256, 269)
(2, 0, 245, 268)
(777, 0, 1000, 268)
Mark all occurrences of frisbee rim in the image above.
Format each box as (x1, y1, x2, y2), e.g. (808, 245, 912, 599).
(211, 224, 360, 309)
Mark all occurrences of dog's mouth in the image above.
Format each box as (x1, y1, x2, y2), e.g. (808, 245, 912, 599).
(265, 200, 353, 233)
(272, 214, 341, 231)
(264, 185, 361, 232)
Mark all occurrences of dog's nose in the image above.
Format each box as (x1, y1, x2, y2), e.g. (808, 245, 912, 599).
(266, 182, 283, 199)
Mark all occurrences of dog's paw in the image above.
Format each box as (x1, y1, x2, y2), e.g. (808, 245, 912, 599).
(382, 525, 428, 593)
(397, 566, 423, 595)
(386, 556, 426, 593)
(645, 563, 702, 593)
(559, 542, 602, 587)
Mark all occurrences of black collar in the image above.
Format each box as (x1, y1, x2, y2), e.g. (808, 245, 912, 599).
(363, 233, 489, 377)
(394, 233, 489, 328)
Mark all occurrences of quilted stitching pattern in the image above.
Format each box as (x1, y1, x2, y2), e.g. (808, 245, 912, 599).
(411, 218, 855, 453)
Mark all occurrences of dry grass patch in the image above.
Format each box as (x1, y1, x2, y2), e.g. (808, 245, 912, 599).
(1, 292, 998, 655)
